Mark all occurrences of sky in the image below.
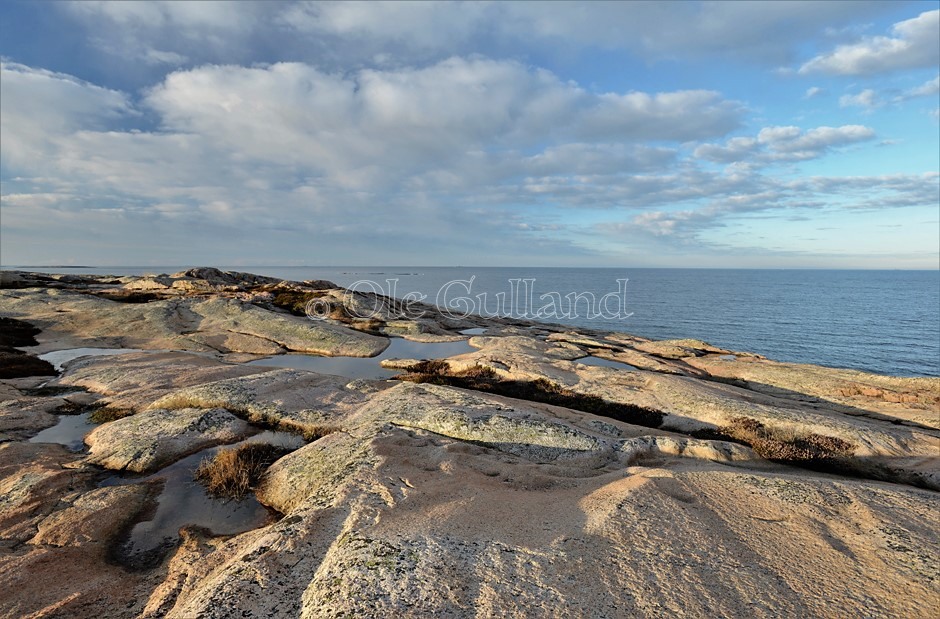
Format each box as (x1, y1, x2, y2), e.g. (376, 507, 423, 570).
(0, 1, 938, 269)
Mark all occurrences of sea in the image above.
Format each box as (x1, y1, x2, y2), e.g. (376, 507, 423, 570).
(4, 266, 939, 378)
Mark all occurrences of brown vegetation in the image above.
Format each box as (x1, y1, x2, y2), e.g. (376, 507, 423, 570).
(88, 407, 135, 424)
(720, 416, 855, 465)
(400, 362, 665, 428)
(195, 443, 289, 499)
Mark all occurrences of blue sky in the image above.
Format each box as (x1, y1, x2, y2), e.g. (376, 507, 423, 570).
(1, 1, 938, 268)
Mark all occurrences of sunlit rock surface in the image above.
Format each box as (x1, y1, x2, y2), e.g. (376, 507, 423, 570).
(0, 269, 937, 618)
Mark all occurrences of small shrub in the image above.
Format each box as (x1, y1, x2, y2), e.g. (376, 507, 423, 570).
(195, 443, 288, 499)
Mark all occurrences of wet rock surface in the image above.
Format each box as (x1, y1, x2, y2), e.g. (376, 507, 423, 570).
(0, 269, 937, 618)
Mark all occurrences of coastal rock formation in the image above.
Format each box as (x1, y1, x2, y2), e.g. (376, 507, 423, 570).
(0, 269, 937, 619)
(0, 284, 388, 357)
(85, 407, 252, 473)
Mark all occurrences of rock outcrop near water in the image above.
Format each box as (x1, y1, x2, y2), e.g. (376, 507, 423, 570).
(0, 269, 937, 618)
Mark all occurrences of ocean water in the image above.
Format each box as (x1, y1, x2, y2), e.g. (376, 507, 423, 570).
(5, 266, 938, 377)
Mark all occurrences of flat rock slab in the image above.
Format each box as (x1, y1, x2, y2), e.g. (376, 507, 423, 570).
(149, 368, 374, 435)
(84, 407, 252, 473)
(30, 484, 150, 550)
(0, 289, 389, 357)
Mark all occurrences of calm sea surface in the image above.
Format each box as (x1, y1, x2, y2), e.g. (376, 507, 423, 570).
(5, 266, 938, 377)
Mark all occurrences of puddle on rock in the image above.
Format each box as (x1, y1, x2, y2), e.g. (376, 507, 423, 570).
(459, 327, 487, 335)
(29, 412, 98, 451)
(248, 337, 476, 379)
(719, 354, 738, 361)
(103, 430, 304, 568)
(575, 356, 637, 370)
(39, 348, 147, 372)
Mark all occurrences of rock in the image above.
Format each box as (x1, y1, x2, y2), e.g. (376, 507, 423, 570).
(2, 269, 939, 618)
(633, 338, 731, 359)
(56, 351, 269, 411)
(189, 297, 388, 356)
(148, 368, 372, 436)
(30, 484, 151, 550)
(84, 407, 252, 473)
(686, 354, 940, 428)
(171, 267, 284, 288)
(0, 392, 60, 441)
(0, 442, 95, 545)
(256, 431, 368, 513)
(0, 289, 388, 356)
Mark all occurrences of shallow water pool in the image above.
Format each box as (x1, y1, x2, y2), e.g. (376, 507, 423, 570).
(102, 429, 304, 567)
(248, 337, 476, 379)
(39, 347, 146, 371)
(29, 412, 98, 451)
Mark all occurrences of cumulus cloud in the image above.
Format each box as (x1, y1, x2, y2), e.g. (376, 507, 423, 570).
(804, 86, 827, 99)
(904, 74, 940, 98)
(838, 89, 881, 110)
(694, 124, 875, 163)
(799, 9, 940, 75)
(0, 59, 748, 263)
(0, 62, 135, 169)
(139, 58, 743, 186)
(2, 50, 933, 265)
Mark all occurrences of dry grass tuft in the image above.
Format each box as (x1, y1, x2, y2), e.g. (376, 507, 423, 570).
(195, 443, 288, 499)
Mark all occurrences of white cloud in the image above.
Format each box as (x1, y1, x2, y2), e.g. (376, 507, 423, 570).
(761, 125, 876, 154)
(141, 58, 743, 184)
(799, 9, 940, 75)
(839, 89, 881, 110)
(56, 0, 899, 74)
(695, 124, 875, 163)
(1, 56, 932, 266)
(804, 86, 827, 99)
(905, 74, 940, 98)
(0, 59, 747, 261)
(0, 62, 134, 170)
(622, 173, 938, 239)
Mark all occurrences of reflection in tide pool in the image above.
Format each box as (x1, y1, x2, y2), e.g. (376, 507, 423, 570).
(248, 337, 476, 379)
(102, 430, 303, 567)
(39, 347, 146, 371)
(29, 412, 98, 451)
